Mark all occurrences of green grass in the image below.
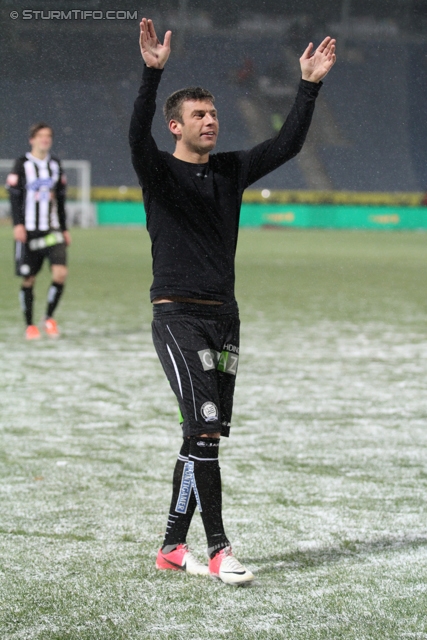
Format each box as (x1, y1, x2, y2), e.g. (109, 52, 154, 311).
(1, 225, 427, 639)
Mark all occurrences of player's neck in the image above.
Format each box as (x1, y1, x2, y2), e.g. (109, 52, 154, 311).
(30, 149, 49, 160)
(173, 145, 210, 164)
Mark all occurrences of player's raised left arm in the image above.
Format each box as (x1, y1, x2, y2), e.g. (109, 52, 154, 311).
(241, 37, 336, 187)
(300, 37, 336, 83)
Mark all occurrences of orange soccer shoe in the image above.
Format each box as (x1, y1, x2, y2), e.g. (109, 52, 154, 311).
(156, 544, 209, 576)
(25, 325, 41, 341)
(44, 318, 60, 338)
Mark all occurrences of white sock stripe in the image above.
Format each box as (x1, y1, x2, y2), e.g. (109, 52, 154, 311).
(189, 463, 203, 513)
(166, 343, 183, 398)
(188, 454, 219, 462)
(166, 325, 198, 421)
(47, 285, 58, 303)
(178, 454, 188, 462)
(19, 290, 26, 312)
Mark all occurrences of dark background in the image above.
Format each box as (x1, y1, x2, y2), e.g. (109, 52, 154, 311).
(1, 0, 427, 190)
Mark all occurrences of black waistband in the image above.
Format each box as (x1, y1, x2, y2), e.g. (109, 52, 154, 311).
(152, 299, 239, 319)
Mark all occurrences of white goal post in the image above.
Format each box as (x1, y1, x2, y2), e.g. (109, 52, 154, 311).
(0, 159, 95, 227)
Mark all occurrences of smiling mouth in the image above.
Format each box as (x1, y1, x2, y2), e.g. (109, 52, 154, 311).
(201, 132, 216, 138)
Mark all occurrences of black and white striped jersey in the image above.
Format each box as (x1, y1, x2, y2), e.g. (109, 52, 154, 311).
(7, 152, 67, 233)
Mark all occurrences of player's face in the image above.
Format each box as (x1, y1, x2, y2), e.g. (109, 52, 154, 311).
(30, 128, 53, 154)
(174, 100, 219, 154)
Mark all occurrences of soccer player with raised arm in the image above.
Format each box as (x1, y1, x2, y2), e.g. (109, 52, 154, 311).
(129, 18, 336, 585)
(7, 123, 71, 340)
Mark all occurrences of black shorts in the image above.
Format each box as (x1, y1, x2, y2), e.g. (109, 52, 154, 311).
(14, 232, 67, 277)
(152, 300, 240, 438)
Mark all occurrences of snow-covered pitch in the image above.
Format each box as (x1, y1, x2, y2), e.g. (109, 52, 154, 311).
(1, 227, 426, 639)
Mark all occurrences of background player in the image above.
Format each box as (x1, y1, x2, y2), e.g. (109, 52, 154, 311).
(7, 123, 71, 340)
(130, 18, 336, 585)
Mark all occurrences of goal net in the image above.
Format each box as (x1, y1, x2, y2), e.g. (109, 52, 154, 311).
(0, 159, 94, 227)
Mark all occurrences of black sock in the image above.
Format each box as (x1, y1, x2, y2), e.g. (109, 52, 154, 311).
(46, 282, 64, 318)
(162, 439, 197, 551)
(189, 437, 229, 558)
(20, 286, 34, 326)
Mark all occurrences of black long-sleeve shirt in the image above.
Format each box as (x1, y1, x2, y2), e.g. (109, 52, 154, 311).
(129, 66, 321, 303)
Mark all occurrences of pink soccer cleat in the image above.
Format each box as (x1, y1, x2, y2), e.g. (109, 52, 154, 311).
(156, 543, 209, 576)
(209, 546, 254, 585)
(25, 325, 41, 340)
(44, 317, 60, 337)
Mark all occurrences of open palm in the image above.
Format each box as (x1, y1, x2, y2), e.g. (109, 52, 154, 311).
(300, 37, 336, 83)
(139, 18, 172, 69)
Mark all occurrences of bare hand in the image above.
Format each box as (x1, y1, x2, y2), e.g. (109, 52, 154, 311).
(139, 18, 171, 69)
(14, 224, 27, 243)
(300, 37, 336, 83)
(63, 230, 71, 246)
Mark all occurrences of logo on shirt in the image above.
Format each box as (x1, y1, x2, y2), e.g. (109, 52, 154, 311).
(200, 401, 218, 422)
(27, 177, 54, 191)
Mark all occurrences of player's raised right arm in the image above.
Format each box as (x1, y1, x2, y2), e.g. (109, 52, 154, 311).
(139, 18, 172, 69)
(129, 19, 171, 186)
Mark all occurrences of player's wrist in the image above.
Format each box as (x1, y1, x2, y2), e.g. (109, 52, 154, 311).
(142, 53, 168, 69)
(143, 61, 165, 71)
(301, 73, 321, 83)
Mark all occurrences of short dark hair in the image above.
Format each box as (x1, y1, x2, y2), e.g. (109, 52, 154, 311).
(29, 122, 53, 139)
(164, 87, 215, 140)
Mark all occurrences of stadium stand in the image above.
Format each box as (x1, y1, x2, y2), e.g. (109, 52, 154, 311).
(1, 16, 427, 191)
(320, 42, 423, 191)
